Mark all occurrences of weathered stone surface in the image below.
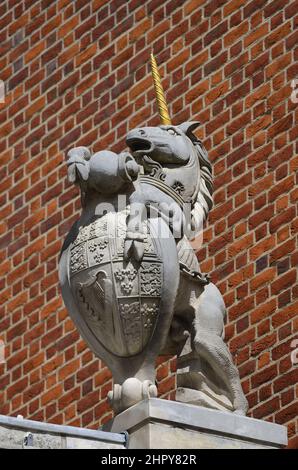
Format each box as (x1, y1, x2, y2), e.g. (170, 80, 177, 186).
(0, 426, 62, 449)
(65, 437, 122, 449)
(128, 422, 280, 449)
(0, 426, 28, 449)
(0, 414, 125, 449)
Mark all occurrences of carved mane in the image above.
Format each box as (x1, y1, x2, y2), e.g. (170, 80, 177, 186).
(196, 139, 214, 217)
(190, 138, 214, 237)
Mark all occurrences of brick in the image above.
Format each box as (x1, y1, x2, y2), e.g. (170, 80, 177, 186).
(185, 50, 209, 74)
(257, 352, 270, 370)
(250, 268, 276, 292)
(251, 299, 276, 324)
(209, 231, 233, 256)
(253, 396, 279, 419)
(273, 368, 298, 393)
(270, 239, 296, 264)
(275, 403, 298, 425)
(228, 234, 254, 257)
(249, 236, 275, 261)
(224, 21, 249, 47)
(228, 297, 254, 321)
(248, 204, 274, 229)
(251, 333, 277, 357)
(228, 111, 252, 136)
(204, 51, 228, 75)
(249, 175, 274, 199)
(269, 207, 296, 234)
(42, 42, 62, 66)
(7, 349, 28, 370)
(158, 375, 175, 396)
(244, 23, 269, 47)
(77, 361, 99, 382)
(7, 320, 27, 342)
(230, 327, 255, 352)
(58, 387, 80, 410)
(228, 202, 252, 227)
(246, 114, 271, 138)
(57, 359, 80, 382)
(271, 270, 296, 296)
(54, 328, 79, 351)
(24, 381, 44, 403)
(245, 52, 269, 78)
(25, 40, 46, 63)
(272, 338, 295, 361)
(251, 364, 277, 389)
(77, 390, 100, 414)
(7, 377, 28, 400)
(268, 175, 294, 203)
(94, 368, 112, 387)
(264, 0, 288, 17)
(41, 325, 63, 349)
(204, 21, 228, 46)
(206, 110, 230, 135)
(272, 301, 298, 328)
(239, 359, 256, 378)
(268, 115, 293, 139)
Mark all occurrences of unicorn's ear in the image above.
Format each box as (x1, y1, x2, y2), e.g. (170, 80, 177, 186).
(178, 121, 200, 141)
(67, 147, 91, 184)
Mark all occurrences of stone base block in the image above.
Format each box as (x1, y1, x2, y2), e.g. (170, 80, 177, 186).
(103, 398, 287, 449)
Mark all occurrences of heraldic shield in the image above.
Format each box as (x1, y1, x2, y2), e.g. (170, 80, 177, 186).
(59, 209, 179, 365)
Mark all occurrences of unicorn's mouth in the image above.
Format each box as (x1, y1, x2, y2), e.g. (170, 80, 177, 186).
(126, 137, 154, 155)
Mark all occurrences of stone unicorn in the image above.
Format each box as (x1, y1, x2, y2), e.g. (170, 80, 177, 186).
(59, 56, 248, 416)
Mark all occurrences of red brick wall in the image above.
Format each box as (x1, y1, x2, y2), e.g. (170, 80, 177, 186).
(0, 0, 297, 447)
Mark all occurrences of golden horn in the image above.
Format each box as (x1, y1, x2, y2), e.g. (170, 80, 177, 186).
(150, 53, 171, 125)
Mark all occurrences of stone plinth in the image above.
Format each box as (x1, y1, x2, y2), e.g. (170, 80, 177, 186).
(103, 398, 287, 449)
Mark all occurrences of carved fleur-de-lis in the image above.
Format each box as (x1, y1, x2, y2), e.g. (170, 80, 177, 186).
(115, 268, 137, 294)
(88, 239, 108, 264)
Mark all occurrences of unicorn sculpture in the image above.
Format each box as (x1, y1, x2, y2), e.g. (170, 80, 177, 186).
(59, 55, 248, 415)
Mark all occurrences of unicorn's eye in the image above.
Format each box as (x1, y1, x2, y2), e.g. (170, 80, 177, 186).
(167, 128, 178, 135)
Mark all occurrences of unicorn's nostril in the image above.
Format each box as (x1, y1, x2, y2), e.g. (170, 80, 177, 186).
(138, 129, 146, 135)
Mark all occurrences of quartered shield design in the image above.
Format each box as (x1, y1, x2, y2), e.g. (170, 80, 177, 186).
(67, 211, 163, 357)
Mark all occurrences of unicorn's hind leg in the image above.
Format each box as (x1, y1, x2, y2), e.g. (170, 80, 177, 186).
(192, 283, 248, 414)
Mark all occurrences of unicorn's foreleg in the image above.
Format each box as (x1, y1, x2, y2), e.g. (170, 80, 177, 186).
(124, 184, 147, 261)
